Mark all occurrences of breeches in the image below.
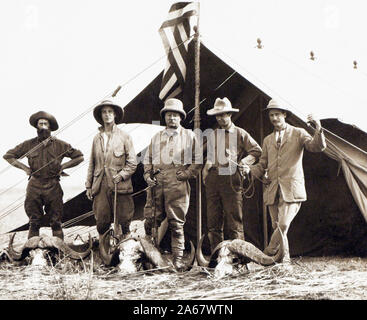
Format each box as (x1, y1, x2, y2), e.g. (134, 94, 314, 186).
(144, 167, 190, 251)
(93, 175, 134, 235)
(24, 178, 63, 230)
(205, 169, 244, 252)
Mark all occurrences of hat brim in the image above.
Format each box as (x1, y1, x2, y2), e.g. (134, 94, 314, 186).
(207, 108, 239, 116)
(160, 108, 186, 120)
(93, 103, 124, 125)
(29, 111, 59, 131)
(263, 107, 292, 117)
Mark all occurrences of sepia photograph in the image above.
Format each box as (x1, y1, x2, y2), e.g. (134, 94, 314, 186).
(0, 0, 367, 306)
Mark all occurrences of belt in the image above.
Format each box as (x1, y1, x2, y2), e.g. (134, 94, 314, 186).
(30, 175, 59, 182)
(154, 163, 187, 171)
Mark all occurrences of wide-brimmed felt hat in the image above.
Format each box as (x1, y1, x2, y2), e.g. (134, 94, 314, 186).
(207, 97, 239, 116)
(29, 111, 59, 131)
(160, 98, 186, 120)
(263, 99, 292, 117)
(93, 100, 124, 125)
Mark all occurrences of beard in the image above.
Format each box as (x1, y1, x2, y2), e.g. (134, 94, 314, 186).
(37, 128, 51, 141)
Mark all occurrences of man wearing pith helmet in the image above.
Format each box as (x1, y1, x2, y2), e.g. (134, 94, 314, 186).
(247, 99, 326, 263)
(202, 97, 262, 253)
(85, 100, 137, 240)
(3, 111, 84, 240)
(143, 98, 202, 271)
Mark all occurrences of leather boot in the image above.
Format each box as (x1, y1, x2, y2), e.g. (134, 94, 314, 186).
(28, 225, 40, 239)
(52, 228, 64, 240)
(172, 250, 185, 272)
(144, 218, 153, 236)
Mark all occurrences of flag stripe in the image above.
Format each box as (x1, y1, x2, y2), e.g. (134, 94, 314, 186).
(160, 29, 185, 86)
(173, 26, 189, 70)
(160, 12, 198, 28)
(166, 86, 182, 100)
(169, 2, 192, 12)
(161, 66, 175, 87)
(163, 28, 186, 84)
(182, 19, 191, 38)
(158, 2, 199, 101)
(167, 2, 198, 18)
(159, 73, 178, 99)
(177, 23, 190, 51)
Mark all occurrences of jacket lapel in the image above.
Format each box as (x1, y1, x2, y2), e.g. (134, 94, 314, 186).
(270, 132, 277, 150)
(280, 124, 291, 148)
(98, 132, 104, 153)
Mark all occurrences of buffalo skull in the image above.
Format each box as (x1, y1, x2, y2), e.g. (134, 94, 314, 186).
(196, 228, 286, 277)
(7, 233, 92, 267)
(99, 230, 195, 273)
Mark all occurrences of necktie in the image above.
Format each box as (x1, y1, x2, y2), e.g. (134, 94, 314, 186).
(277, 134, 281, 149)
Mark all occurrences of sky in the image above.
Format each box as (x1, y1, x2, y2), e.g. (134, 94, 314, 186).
(0, 0, 366, 194)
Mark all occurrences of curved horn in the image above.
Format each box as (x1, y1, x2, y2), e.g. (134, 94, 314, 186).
(7, 233, 40, 261)
(183, 240, 196, 271)
(196, 234, 209, 267)
(139, 237, 169, 268)
(51, 234, 93, 260)
(227, 228, 286, 266)
(98, 230, 116, 266)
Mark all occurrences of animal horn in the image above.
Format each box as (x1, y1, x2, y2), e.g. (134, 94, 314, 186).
(51, 234, 93, 260)
(98, 230, 116, 266)
(139, 237, 169, 268)
(7, 233, 40, 261)
(183, 240, 196, 270)
(228, 227, 286, 266)
(196, 234, 209, 267)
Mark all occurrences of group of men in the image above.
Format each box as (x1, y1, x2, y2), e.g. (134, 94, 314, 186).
(3, 95, 326, 269)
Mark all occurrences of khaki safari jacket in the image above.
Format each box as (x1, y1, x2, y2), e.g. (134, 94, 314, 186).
(86, 125, 137, 196)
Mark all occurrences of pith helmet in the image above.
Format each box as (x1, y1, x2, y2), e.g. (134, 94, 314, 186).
(207, 97, 239, 116)
(160, 98, 186, 119)
(93, 100, 124, 125)
(29, 111, 59, 131)
(263, 99, 292, 117)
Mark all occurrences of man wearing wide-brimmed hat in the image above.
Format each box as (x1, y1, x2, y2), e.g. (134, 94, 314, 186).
(143, 98, 202, 271)
(203, 97, 262, 253)
(248, 99, 326, 262)
(3, 111, 84, 240)
(85, 100, 137, 240)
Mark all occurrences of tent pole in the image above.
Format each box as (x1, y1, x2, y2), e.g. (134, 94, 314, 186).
(194, 3, 202, 251)
(259, 95, 268, 249)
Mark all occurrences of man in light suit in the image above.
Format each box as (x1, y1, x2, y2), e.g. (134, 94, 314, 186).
(246, 99, 326, 262)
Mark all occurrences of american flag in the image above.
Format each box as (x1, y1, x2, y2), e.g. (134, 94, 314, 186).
(158, 2, 199, 101)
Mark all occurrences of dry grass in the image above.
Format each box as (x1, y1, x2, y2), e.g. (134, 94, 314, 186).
(1, 225, 367, 300)
(1, 256, 367, 300)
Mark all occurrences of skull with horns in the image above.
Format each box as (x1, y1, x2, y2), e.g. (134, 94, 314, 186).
(196, 227, 286, 278)
(6, 233, 92, 267)
(98, 230, 196, 273)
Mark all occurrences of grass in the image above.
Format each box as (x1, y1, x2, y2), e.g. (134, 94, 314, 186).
(1, 225, 367, 300)
(1, 255, 367, 300)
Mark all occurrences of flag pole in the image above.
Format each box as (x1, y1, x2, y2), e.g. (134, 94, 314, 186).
(193, 2, 202, 252)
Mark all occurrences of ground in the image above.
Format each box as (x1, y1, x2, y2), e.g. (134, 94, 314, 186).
(0, 223, 367, 300)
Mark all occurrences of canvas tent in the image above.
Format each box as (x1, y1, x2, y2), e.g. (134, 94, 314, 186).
(10, 40, 367, 257)
(109, 40, 367, 257)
